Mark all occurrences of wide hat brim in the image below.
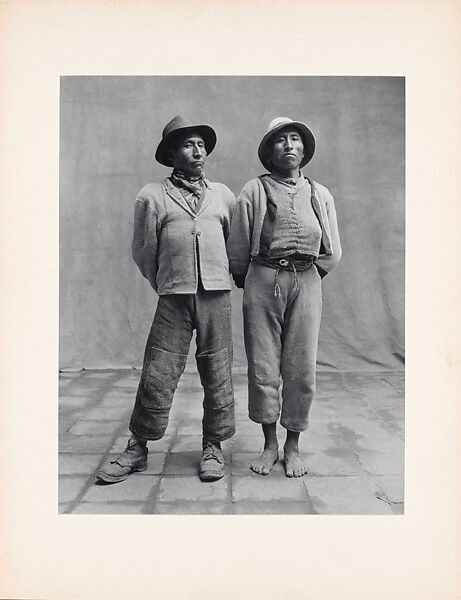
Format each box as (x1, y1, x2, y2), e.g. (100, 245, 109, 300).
(155, 124, 217, 167)
(258, 119, 315, 172)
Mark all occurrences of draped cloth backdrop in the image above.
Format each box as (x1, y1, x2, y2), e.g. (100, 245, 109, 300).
(59, 76, 404, 372)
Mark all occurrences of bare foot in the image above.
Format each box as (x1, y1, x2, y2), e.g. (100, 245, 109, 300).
(250, 447, 279, 475)
(283, 447, 308, 478)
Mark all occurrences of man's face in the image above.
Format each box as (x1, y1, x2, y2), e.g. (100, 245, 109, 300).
(270, 126, 305, 172)
(170, 132, 207, 177)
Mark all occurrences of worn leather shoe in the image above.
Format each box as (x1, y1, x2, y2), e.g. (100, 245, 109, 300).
(95, 438, 148, 483)
(199, 442, 225, 481)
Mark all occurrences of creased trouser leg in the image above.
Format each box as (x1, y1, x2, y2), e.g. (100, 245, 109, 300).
(195, 289, 235, 442)
(197, 348, 235, 442)
(129, 288, 234, 442)
(243, 262, 322, 431)
(280, 267, 322, 431)
(129, 294, 192, 440)
(129, 347, 188, 440)
(243, 262, 283, 424)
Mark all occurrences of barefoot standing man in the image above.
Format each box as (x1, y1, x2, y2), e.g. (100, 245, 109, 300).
(96, 115, 236, 483)
(227, 117, 341, 477)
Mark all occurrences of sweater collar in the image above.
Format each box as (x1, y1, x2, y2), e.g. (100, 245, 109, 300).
(269, 171, 308, 190)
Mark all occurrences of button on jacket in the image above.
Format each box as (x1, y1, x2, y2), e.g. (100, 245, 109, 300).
(132, 178, 236, 294)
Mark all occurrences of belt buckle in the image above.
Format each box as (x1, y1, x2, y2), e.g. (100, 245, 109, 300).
(279, 259, 289, 267)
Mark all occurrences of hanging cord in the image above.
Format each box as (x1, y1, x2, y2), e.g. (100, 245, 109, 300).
(274, 268, 281, 297)
(292, 263, 299, 290)
(251, 255, 313, 298)
(273, 260, 298, 296)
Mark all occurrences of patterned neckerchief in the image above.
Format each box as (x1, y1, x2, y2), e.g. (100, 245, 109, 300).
(170, 169, 205, 203)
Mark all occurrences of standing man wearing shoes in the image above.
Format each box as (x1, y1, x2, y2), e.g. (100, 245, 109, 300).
(96, 115, 236, 484)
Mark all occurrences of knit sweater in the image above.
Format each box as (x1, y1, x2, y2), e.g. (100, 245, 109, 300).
(226, 175, 341, 280)
(262, 176, 322, 258)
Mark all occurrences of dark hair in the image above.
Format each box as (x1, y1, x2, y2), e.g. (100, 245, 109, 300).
(167, 131, 204, 162)
(262, 147, 273, 170)
(171, 130, 204, 150)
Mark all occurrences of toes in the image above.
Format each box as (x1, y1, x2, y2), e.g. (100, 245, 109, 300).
(250, 451, 279, 476)
(293, 466, 307, 477)
(284, 459, 308, 477)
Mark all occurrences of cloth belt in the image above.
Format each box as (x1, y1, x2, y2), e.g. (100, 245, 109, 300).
(251, 255, 315, 297)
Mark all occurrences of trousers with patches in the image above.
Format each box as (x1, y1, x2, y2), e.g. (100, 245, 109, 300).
(243, 261, 322, 432)
(129, 287, 234, 442)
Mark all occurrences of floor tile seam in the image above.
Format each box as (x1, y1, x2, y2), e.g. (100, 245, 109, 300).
(231, 504, 315, 515)
(61, 376, 117, 396)
(75, 499, 145, 506)
(154, 498, 235, 506)
(304, 473, 370, 479)
(62, 420, 132, 513)
(338, 463, 403, 504)
(302, 480, 394, 515)
(140, 474, 164, 513)
(59, 405, 107, 426)
(58, 449, 115, 455)
(226, 452, 233, 506)
(231, 472, 311, 489)
(58, 397, 109, 415)
(228, 499, 314, 505)
(149, 439, 177, 513)
(67, 421, 128, 433)
(351, 451, 378, 479)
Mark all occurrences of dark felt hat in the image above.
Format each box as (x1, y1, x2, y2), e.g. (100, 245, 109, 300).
(155, 115, 217, 167)
(258, 116, 316, 171)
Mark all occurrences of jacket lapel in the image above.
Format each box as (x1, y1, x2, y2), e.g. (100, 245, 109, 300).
(196, 180, 214, 216)
(163, 179, 197, 217)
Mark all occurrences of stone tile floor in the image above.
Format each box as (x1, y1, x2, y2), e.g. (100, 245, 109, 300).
(59, 369, 404, 514)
